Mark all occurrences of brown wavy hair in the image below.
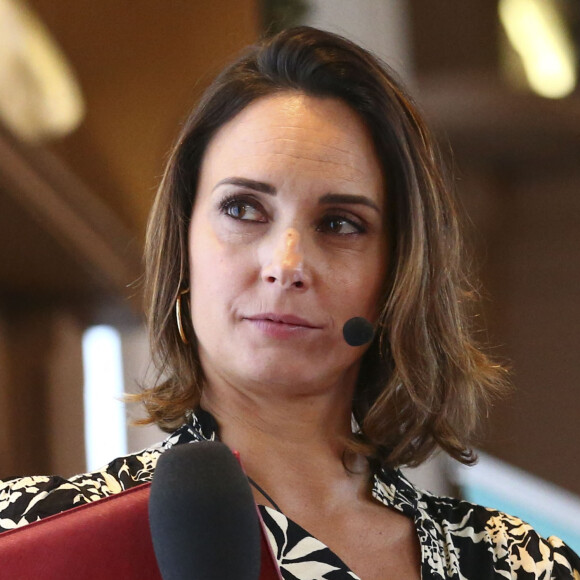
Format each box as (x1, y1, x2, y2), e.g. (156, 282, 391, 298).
(135, 26, 507, 468)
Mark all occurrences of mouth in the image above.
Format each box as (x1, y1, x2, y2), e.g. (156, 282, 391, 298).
(243, 313, 320, 329)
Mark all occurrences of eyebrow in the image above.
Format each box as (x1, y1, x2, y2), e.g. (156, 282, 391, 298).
(213, 177, 276, 195)
(213, 177, 380, 213)
(319, 193, 380, 213)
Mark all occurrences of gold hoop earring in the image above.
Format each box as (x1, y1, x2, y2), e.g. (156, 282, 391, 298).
(175, 288, 190, 344)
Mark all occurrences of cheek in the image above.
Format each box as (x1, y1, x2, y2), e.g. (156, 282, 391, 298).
(189, 232, 255, 317)
(190, 244, 223, 309)
(189, 227, 217, 319)
(343, 251, 387, 317)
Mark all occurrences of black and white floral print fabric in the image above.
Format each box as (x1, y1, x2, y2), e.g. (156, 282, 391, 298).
(1, 410, 579, 579)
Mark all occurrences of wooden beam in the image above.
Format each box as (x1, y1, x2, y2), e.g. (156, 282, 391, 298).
(0, 127, 141, 307)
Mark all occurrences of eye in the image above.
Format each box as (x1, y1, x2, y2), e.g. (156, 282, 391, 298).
(318, 215, 365, 235)
(219, 195, 267, 222)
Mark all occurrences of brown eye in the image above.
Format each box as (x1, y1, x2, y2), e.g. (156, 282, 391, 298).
(318, 215, 364, 235)
(227, 202, 247, 219)
(219, 196, 267, 222)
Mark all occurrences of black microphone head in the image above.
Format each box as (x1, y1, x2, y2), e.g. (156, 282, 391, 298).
(149, 442, 261, 580)
(342, 317, 375, 347)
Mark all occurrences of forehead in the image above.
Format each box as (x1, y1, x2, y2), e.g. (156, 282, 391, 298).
(199, 92, 385, 196)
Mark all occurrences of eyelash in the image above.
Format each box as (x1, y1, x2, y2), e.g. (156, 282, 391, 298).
(218, 193, 367, 235)
(218, 194, 267, 222)
(317, 214, 366, 235)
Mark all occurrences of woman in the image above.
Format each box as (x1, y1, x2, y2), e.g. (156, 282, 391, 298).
(0, 27, 578, 579)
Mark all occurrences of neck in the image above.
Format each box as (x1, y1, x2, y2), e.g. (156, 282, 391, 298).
(200, 375, 354, 459)
(199, 375, 370, 514)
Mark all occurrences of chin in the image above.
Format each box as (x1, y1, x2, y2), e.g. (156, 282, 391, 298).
(246, 359, 353, 394)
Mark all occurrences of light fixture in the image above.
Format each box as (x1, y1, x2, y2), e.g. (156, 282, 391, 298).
(0, 0, 84, 142)
(499, 0, 577, 98)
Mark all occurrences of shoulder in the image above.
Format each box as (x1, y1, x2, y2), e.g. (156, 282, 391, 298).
(0, 422, 199, 532)
(417, 487, 580, 579)
(374, 468, 580, 578)
(0, 447, 162, 532)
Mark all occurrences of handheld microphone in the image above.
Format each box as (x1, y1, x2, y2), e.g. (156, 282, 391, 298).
(342, 317, 375, 347)
(149, 442, 262, 580)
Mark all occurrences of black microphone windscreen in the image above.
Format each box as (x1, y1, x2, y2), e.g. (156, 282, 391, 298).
(342, 317, 375, 347)
(148, 442, 261, 580)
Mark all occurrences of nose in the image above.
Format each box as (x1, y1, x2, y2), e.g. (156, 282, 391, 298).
(261, 227, 309, 289)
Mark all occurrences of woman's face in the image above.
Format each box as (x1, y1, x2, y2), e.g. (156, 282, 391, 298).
(189, 92, 387, 397)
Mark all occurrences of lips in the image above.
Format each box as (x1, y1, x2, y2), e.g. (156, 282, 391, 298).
(243, 313, 320, 328)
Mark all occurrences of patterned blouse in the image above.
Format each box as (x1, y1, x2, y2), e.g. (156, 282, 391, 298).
(1, 409, 579, 579)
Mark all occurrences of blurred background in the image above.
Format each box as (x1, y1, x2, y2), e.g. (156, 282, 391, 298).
(0, 0, 578, 548)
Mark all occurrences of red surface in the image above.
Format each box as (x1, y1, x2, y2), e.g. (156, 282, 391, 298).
(0, 480, 282, 579)
(0, 483, 162, 579)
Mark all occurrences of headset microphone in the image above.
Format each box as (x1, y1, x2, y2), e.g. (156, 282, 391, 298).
(342, 317, 375, 347)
